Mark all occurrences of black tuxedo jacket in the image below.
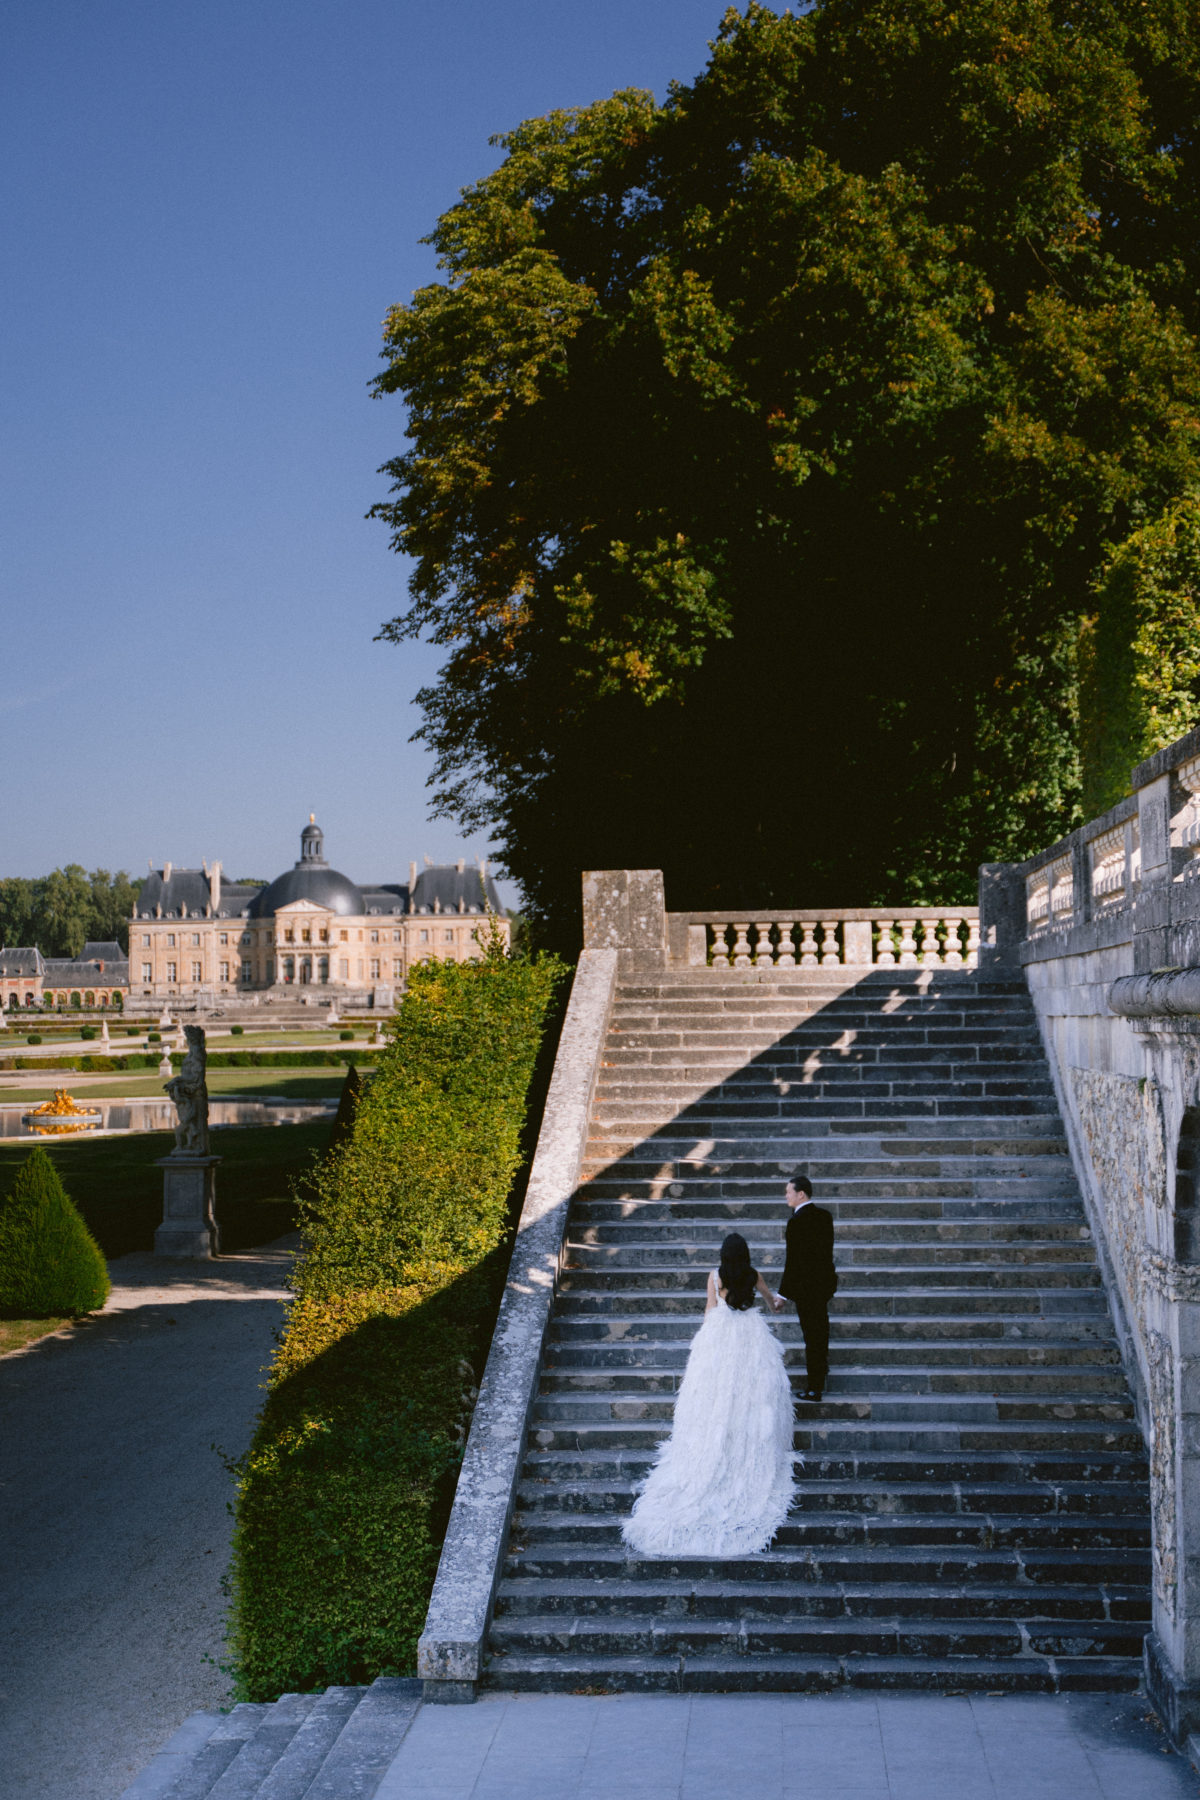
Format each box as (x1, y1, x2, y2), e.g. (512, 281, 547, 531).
(778, 1201, 837, 1302)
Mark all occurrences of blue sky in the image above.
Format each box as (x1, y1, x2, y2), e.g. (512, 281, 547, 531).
(3, 0, 735, 903)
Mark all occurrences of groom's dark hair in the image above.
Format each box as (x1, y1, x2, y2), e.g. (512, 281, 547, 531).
(790, 1173, 813, 1197)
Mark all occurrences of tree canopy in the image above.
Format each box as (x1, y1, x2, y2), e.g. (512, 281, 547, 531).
(0, 868, 141, 958)
(372, 0, 1200, 946)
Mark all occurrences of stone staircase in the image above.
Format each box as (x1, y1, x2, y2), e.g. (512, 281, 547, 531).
(119, 1678, 419, 1800)
(484, 969, 1152, 1693)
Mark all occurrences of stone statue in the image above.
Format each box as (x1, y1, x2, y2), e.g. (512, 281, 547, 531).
(165, 1024, 209, 1156)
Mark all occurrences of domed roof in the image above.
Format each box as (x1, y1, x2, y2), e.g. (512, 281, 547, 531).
(251, 819, 365, 918)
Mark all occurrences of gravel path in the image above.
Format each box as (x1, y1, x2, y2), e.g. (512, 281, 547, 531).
(0, 1241, 295, 1800)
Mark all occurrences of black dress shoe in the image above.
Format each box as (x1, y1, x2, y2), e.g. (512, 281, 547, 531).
(800, 1388, 823, 1403)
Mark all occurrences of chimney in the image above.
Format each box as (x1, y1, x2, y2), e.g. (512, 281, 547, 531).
(409, 862, 417, 891)
(210, 860, 222, 912)
(457, 858, 465, 873)
(163, 862, 172, 882)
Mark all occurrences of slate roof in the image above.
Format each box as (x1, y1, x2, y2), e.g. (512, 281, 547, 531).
(135, 869, 265, 920)
(81, 941, 124, 963)
(409, 865, 502, 916)
(42, 955, 129, 987)
(0, 947, 45, 978)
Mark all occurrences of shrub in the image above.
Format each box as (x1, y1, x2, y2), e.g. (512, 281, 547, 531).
(26, 1034, 42, 1046)
(80, 1026, 97, 1041)
(147, 1031, 162, 1043)
(231, 1024, 245, 1035)
(0, 1147, 111, 1316)
(125, 1027, 141, 1037)
(228, 940, 565, 1699)
(339, 1029, 355, 1041)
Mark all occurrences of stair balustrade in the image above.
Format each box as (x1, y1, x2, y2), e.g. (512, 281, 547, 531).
(690, 909, 979, 969)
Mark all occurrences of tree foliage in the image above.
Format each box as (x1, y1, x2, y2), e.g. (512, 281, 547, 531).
(372, 0, 1200, 945)
(0, 867, 141, 957)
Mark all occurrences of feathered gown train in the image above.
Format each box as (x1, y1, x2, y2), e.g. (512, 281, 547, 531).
(621, 1279, 796, 1557)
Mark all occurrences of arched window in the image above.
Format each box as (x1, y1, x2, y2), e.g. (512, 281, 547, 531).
(283, 957, 295, 984)
(318, 957, 329, 983)
(1175, 1107, 1200, 1262)
(112, 992, 123, 1011)
(84, 991, 95, 1007)
(70, 991, 81, 1009)
(6, 993, 16, 1011)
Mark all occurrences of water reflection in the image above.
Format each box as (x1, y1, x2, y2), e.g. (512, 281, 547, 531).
(0, 1099, 336, 1140)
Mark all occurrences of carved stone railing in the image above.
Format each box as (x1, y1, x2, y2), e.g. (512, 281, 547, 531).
(675, 909, 979, 970)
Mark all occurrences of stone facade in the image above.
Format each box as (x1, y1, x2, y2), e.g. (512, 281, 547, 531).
(131, 820, 507, 1006)
(0, 942, 128, 1010)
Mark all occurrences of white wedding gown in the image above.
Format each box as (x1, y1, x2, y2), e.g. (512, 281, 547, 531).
(621, 1273, 797, 1557)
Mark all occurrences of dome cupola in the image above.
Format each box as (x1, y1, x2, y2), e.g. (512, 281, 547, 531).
(251, 819, 365, 918)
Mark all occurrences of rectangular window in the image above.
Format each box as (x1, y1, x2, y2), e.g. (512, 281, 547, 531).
(241, 932, 251, 944)
(166, 961, 177, 982)
(444, 929, 454, 942)
(191, 961, 202, 981)
(219, 931, 228, 945)
(241, 960, 252, 982)
(166, 933, 176, 947)
(302, 929, 311, 942)
(320, 928, 328, 942)
(393, 958, 402, 978)
(141, 933, 150, 947)
(192, 932, 200, 946)
(392, 930, 401, 942)
(339, 930, 348, 941)
(142, 963, 151, 981)
(339, 958, 349, 979)
(370, 958, 380, 979)
(370, 930, 379, 943)
(219, 961, 230, 982)
(285, 929, 294, 942)
(419, 929, 429, 943)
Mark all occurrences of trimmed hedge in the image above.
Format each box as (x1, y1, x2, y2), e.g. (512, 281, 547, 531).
(0, 1147, 111, 1316)
(227, 940, 564, 1699)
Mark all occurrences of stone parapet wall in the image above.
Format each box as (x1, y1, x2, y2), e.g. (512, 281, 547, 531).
(986, 720, 1200, 1741)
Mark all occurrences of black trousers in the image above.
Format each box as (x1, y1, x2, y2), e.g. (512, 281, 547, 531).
(793, 1290, 831, 1393)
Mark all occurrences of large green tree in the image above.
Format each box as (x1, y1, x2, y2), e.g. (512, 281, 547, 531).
(0, 868, 142, 957)
(372, 0, 1200, 946)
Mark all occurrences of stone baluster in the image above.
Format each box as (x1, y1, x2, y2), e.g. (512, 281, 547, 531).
(754, 922, 774, 966)
(775, 922, 796, 968)
(710, 923, 732, 967)
(964, 917, 981, 967)
(897, 920, 919, 966)
(820, 920, 841, 964)
(732, 923, 753, 968)
(920, 919, 943, 966)
(942, 916, 964, 966)
(798, 922, 819, 967)
(874, 920, 896, 966)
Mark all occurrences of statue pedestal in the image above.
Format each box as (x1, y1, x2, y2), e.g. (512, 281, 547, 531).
(154, 1155, 221, 1258)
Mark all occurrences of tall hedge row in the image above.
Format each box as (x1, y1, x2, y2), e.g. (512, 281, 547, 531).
(226, 941, 564, 1699)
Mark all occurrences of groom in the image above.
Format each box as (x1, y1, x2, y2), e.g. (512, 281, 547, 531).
(778, 1173, 837, 1403)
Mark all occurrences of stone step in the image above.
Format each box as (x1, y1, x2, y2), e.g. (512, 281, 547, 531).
(487, 1612, 1144, 1660)
(532, 1390, 1135, 1426)
(494, 1576, 1149, 1622)
(555, 1294, 1112, 1323)
(590, 1098, 1067, 1122)
(571, 1214, 1090, 1243)
(558, 1262, 1104, 1289)
(538, 1365, 1132, 1398)
(481, 1648, 1141, 1694)
(581, 1151, 1075, 1177)
(515, 1474, 1147, 1517)
(574, 1202, 1088, 1227)
(120, 1680, 420, 1800)
(608, 1019, 1044, 1042)
(509, 1507, 1148, 1549)
(526, 1419, 1146, 1455)
(521, 1447, 1150, 1487)
(545, 1336, 1121, 1368)
(503, 1540, 1151, 1586)
(565, 1234, 1094, 1261)
(588, 1117, 1070, 1145)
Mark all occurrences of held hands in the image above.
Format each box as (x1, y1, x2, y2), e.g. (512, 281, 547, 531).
(771, 1293, 784, 1313)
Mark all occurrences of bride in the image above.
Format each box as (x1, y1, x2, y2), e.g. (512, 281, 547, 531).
(621, 1231, 797, 1557)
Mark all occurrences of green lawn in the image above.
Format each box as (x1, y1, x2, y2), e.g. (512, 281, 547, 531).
(0, 1069, 347, 1102)
(0, 1116, 335, 1258)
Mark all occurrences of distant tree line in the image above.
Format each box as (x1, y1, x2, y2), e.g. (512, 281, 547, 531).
(0, 869, 142, 959)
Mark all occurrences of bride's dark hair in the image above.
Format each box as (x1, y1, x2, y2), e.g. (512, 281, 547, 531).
(718, 1232, 758, 1311)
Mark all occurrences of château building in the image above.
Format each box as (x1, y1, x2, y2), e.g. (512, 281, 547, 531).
(130, 819, 506, 1006)
(0, 943, 129, 1012)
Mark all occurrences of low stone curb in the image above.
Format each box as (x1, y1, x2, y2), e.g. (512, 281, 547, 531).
(416, 948, 619, 1699)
